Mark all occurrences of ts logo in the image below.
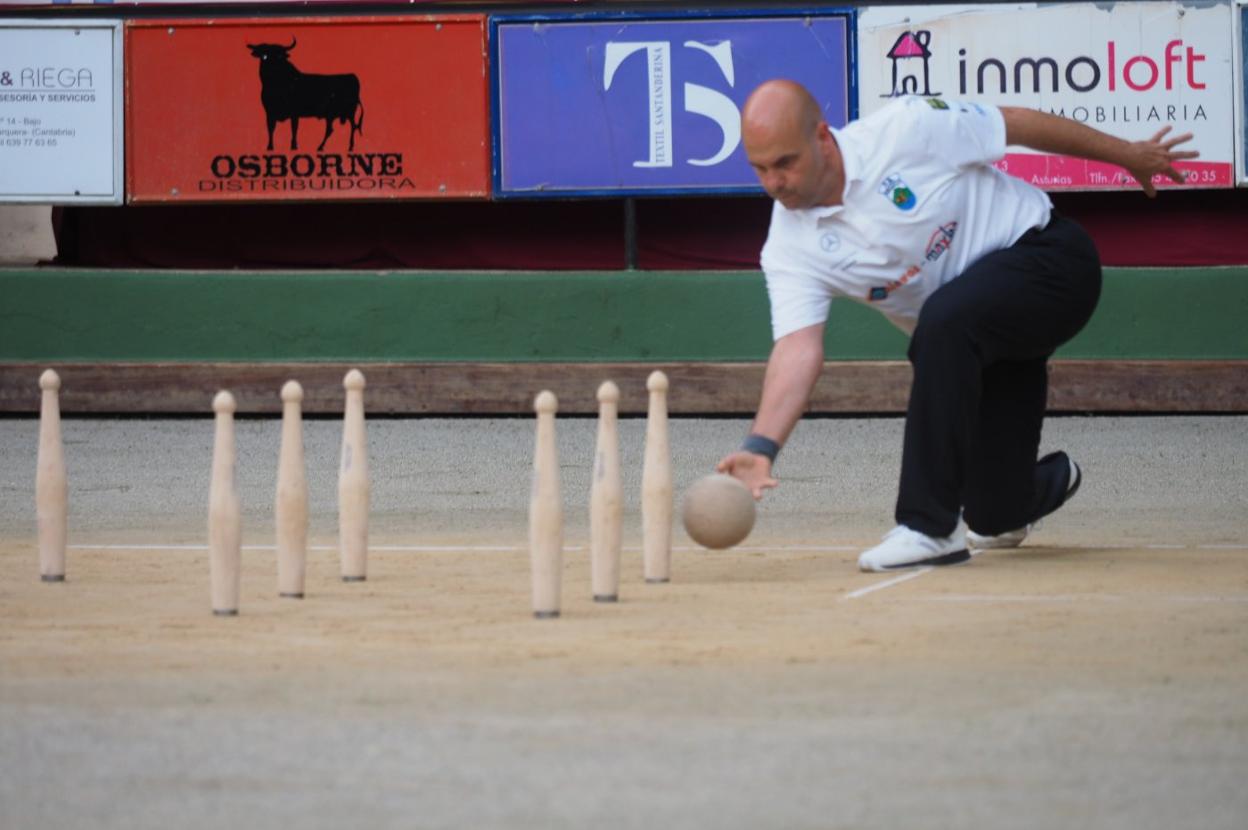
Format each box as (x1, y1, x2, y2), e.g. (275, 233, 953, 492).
(603, 40, 740, 169)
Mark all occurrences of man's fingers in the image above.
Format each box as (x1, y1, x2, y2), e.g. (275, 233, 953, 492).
(1170, 149, 1200, 161)
(1161, 131, 1194, 150)
(1164, 165, 1187, 184)
(1148, 125, 1173, 143)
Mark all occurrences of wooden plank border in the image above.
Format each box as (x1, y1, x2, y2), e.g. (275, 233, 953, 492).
(1, 361, 1245, 415)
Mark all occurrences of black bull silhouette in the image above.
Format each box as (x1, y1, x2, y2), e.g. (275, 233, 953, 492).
(246, 39, 365, 152)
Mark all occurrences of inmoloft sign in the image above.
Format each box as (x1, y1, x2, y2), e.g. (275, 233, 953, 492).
(955, 39, 1208, 96)
(858, 2, 1234, 190)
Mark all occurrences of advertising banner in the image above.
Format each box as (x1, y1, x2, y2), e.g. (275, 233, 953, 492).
(2, 0, 549, 5)
(494, 13, 853, 196)
(126, 16, 490, 203)
(0, 19, 122, 204)
(1238, 0, 1247, 184)
(859, 2, 1235, 190)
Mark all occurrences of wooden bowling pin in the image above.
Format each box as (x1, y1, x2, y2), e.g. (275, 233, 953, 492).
(642, 370, 672, 583)
(590, 381, 622, 602)
(208, 390, 242, 616)
(276, 380, 308, 598)
(530, 391, 562, 618)
(35, 369, 67, 582)
(338, 369, 369, 582)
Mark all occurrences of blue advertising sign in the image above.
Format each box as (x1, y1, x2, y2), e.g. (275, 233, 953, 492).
(493, 12, 854, 197)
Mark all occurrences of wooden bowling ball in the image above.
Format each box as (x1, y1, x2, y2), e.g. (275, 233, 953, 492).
(681, 473, 756, 549)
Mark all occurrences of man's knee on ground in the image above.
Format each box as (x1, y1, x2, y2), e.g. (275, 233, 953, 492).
(962, 501, 1028, 537)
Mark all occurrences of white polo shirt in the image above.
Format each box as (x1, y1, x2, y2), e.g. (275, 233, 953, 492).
(760, 96, 1052, 339)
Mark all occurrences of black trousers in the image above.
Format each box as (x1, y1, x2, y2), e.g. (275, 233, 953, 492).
(896, 215, 1102, 537)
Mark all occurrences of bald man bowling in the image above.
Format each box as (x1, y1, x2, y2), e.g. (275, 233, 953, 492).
(716, 81, 1198, 571)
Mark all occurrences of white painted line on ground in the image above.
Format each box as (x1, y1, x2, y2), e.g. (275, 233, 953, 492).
(667, 545, 859, 553)
(66, 544, 207, 549)
(68, 543, 860, 553)
(912, 594, 1248, 604)
(371, 545, 520, 552)
(1079, 543, 1246, 551)
(67, 543, 528, 552)
(66, 542, 1248, 554)
(919, 594, 1124, 603)
(841, 567, 933, 600)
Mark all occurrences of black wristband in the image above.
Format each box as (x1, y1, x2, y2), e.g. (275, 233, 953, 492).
(741, 434, 780, 463)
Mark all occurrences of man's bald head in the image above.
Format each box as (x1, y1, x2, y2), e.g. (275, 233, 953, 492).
(742, 80, 823, 147)
(741, 80, 843, 210)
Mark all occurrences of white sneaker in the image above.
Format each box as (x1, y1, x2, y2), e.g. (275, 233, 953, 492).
(966, 455, 1081, 550)
(858, 523, 970, 572)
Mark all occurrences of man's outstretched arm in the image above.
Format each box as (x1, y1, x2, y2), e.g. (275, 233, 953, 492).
(717, 323, 825, 499)
(1000, 106, 1199, 197)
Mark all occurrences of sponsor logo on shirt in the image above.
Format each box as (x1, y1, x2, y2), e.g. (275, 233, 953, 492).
(879, 173, 917, 210)
(819, 232, 841, 252)
(866, 264, 921, 302)
(925, 222, 957, 262)
(924, 99, 987, 116)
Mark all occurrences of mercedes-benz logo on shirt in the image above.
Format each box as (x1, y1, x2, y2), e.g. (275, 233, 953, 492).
(819, 232, 841, 252)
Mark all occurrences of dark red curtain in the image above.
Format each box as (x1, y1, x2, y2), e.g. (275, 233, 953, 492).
(54, 188, 1248, 270)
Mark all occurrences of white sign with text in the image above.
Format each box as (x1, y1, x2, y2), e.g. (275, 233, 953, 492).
(859, 2, 1235, 190)
(0, 20, 122, 203)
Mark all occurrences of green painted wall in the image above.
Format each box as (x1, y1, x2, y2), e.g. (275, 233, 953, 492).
(1, 267, 1245, 361)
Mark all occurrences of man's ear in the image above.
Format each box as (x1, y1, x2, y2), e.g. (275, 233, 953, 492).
(815, 122, 835, 151)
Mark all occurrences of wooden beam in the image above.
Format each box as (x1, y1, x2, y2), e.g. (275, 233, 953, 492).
(1045, 360, 1248, 412)
(0, 361, 1244, 415)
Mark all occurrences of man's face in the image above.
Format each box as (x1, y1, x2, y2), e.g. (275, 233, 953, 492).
(744, 122, 827, 211)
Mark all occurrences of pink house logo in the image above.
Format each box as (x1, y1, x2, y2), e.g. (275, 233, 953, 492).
(884, 30, 940, 98)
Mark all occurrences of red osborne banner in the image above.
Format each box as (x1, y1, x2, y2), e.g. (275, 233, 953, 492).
(125, 16, 490, 202)
(858, 2, 1235, 190)
(4, 1, 551, 4)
